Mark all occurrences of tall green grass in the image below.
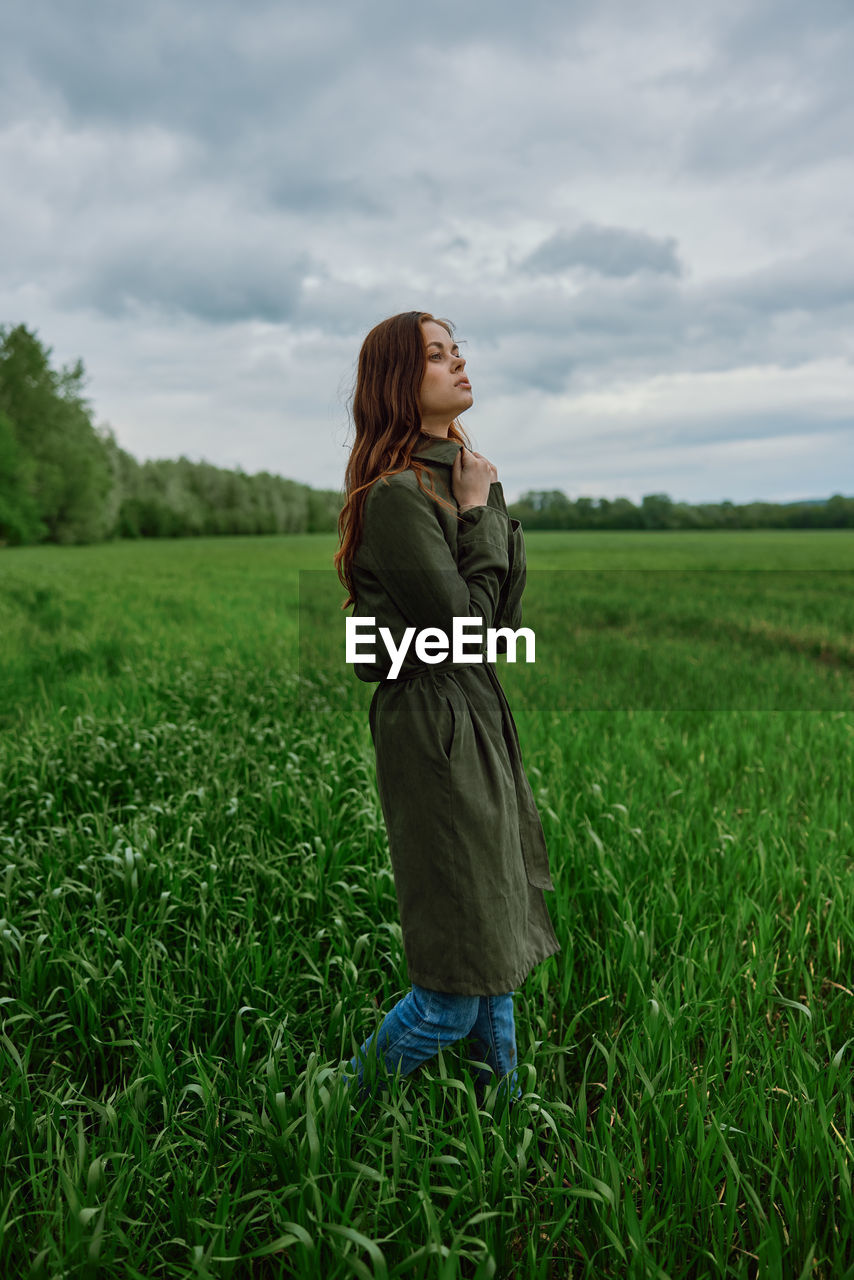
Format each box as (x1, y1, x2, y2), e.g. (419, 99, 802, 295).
(1, 531, 853, 1278)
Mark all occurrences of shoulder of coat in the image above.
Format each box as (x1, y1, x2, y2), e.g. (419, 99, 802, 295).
(371, 468, 419, 490)
(365, 469, 423, 505)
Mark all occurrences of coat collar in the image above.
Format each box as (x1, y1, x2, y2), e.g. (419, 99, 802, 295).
(410, 435, 463, 467)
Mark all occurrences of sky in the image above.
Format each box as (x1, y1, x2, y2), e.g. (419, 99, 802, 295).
(2, 0, 853, 505)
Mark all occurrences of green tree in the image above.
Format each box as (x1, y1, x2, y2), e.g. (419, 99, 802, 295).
(0, 324, 114, 544)
(0, 410, 46, 545)
(98, 426, 144, 537)
(574, 496, 595, 527)
(640, 493, 675, 529)
(606, 497, 642, 529)
(824, 493, 854, 528)
(307, 487, 343, 533)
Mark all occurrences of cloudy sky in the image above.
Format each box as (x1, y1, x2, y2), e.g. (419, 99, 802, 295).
(2, 0, 853, 504)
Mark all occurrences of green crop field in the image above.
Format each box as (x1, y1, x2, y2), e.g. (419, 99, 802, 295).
(1, 530, 852, 1279)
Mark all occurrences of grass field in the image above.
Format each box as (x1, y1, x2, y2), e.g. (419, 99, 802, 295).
(1, 530, 852, 1279)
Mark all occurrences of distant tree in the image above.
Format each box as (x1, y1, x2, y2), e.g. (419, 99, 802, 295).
(0, 410, 46, 545)
(509, 490, 578, 529)
(575, 497, 594, 527)
(640, 493, 675, 529)
(512, 486, 854, 532)
(307, 487, 344, 532)
(93, 427, 144, 537)
(717, 499, 739, 530)
(606, 497, 643, 529)
(824, 493, 854, 528)
(671, 501, 702, 529)
(0, 324, 114, 543)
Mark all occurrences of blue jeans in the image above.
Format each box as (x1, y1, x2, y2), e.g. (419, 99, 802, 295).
(344, 983, 522, 1104)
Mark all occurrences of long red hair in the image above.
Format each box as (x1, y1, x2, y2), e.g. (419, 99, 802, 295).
(334, 311, 470, 608)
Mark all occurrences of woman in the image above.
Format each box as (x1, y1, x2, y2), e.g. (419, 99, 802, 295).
(334, 311, 560, 1107)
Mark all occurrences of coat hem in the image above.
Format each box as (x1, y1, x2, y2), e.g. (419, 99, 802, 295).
(405, 937, 561, 998)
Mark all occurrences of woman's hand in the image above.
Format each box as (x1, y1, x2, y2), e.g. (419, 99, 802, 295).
(452, 447, 499, 512)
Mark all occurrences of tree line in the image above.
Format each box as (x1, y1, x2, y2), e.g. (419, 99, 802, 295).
(506, 489, 854, 530)
(2, 322, 851, 547)
(0, 324, 341, 547)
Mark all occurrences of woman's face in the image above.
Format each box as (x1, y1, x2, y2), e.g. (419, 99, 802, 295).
(418, 320, 472, 429)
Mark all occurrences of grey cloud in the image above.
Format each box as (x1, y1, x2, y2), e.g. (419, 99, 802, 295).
(720, 0, 854, 65)
(716, 253, 854, 315)
(266, 176, 386, 217)
(454, 250, 854, 398)
(586, 410, 854, 456)
(0, 0, 597, 139)
(2, 0, 853, 503)
(521, 225, 683, 279)
(670, 1, 854, 175)
(71, 244, 312, 324)
(0, 2, 337, 138)
(682, 88, 854, 177)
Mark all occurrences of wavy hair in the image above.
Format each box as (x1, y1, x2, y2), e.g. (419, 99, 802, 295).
(334, 311, 470, 608)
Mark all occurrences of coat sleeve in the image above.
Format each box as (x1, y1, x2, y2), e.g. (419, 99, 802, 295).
(359, 476, 510, 632)
(486, 482, 526, 637)
(493, 519, 526, 632)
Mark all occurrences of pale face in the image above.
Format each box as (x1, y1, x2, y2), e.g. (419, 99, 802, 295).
(418, 319, 473, 435)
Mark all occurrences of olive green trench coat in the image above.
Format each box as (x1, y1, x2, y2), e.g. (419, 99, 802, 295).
(350, 436, 560, 996)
